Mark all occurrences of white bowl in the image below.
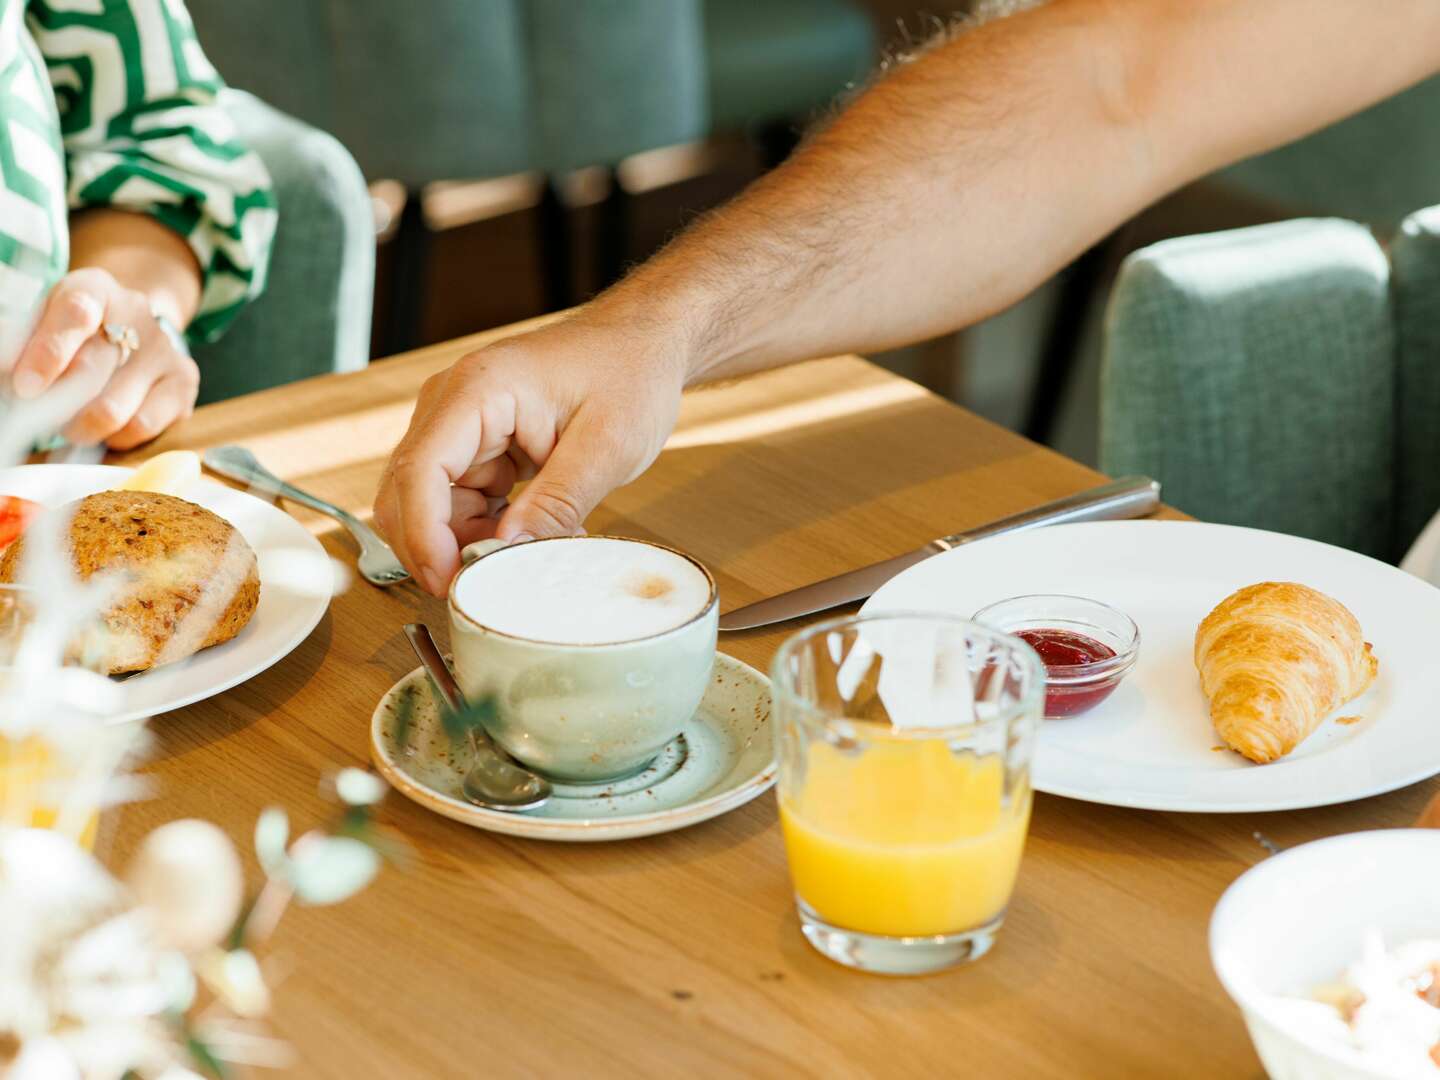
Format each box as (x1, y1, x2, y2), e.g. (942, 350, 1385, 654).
(1211, 829, 1440, 1080)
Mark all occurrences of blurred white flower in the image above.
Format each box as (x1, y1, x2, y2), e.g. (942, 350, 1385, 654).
(334, 768, 386, 807)
(196, 947, 270, 1019)
(0, 828, 183, 1078)
(126, 820, 244, 953)
(254, 806, 289, 877)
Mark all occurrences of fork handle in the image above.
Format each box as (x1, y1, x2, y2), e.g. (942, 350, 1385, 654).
(205, 448, 379, 548)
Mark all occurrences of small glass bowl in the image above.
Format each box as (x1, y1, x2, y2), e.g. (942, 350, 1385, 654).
(972, 594, 1140, 719)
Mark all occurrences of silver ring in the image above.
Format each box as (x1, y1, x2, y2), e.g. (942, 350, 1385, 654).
(102, 322, 140, 365)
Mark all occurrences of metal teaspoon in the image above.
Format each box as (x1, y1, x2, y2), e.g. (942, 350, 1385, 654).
(402, 623, 551, 812)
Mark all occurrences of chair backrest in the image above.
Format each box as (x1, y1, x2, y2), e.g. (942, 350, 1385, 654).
(186, 0, 534, 187)
(1099, 218, 1399, 559)
(1390, 207, 1440, 554)
(524, 0, 708, 173)
(1216, 75, 1440, 232)
(186, 0, 709, 186)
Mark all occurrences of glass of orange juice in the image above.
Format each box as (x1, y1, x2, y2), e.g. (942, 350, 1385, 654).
(773, 613, 1044, 975)
(0, 585, 115, 850)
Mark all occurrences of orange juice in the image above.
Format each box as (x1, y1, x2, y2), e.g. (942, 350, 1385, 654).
(779, 738, 1030, 938)
(0, 735, 99, 849)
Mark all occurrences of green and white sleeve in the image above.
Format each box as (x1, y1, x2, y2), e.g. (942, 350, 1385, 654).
(26, 0, 277, 343)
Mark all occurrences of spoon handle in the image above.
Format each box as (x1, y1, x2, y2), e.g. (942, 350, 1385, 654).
(403, 623, 467, 715)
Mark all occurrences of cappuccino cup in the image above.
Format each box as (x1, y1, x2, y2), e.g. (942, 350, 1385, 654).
(447, 536, 719, 782)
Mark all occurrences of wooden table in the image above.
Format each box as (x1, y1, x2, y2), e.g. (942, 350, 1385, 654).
(107, 321, 1434, 1078)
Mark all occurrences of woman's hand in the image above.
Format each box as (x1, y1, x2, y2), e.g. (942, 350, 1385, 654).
(11, 267, 199, 450)
(374, 312, 688, 596)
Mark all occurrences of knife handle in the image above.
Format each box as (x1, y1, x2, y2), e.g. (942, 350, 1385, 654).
(937, 476, 1160, 549)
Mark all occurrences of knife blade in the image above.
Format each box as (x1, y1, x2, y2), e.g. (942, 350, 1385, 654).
(717, 476, 1160, 631)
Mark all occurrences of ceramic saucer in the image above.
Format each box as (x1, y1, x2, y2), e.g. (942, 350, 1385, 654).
(369, 653, 774, 841)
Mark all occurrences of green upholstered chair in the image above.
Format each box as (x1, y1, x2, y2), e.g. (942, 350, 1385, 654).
(526, 1, 708, 174)
(1216, 76, 1440, 233)
(1031, 75, 1440, 449)
(187, 1, 714, 318)
(183, 1, 534, 187)
(193, 92, 374, 405)
(704, 0, 875, 139)
(187, 0, 535, 350)
(525, 1, 709, 289)
(1099, 207, 1440, 564)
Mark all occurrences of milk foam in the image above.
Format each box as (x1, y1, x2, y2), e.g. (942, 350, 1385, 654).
(453, 538, 712, 644)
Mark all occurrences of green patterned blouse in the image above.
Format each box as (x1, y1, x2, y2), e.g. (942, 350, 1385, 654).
(0, 0, 275, 344)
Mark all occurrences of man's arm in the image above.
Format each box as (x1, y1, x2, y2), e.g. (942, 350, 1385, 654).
(612, 0, 1440, 381)
(377, 0, 1440, 592)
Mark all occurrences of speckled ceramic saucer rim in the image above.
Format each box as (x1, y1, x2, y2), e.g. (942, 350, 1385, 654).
(369, 653, 775, 841)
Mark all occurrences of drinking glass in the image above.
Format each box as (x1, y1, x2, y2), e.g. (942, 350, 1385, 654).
(0, 585, 122, 849)
(772, 613, 1044, 975)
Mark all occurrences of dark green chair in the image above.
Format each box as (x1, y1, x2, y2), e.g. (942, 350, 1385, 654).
(188, 1, 713, 321)
(1099, 207, 1440, 564)
(704, 0, 874, 142)
(1216, 76, 1440, 233)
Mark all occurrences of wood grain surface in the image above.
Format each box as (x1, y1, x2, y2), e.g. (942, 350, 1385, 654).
(99, 319, 1428, 1079)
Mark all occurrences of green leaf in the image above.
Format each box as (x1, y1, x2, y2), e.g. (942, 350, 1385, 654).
(186, 1032, 228, 1079)
(393, 683, 419, 750)
(288, 836, 381, 905)
(440, 694, 499, 745)
(226, 892, 257, 951)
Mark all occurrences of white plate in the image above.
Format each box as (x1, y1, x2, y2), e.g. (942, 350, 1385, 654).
(370, 653, 775, 841)
(0, 464, 332, 723)
(861, 520, 1440, 813)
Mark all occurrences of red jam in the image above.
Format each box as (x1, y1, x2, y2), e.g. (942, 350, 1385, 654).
(1015, 628, 1120, 719)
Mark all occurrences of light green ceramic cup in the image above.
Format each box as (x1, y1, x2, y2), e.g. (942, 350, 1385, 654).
(447, 537, 719, 783)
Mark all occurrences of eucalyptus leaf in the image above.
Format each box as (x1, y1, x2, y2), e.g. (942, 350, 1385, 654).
(254, 807, 289, 877)
(441, 694, 499, 745)
(287, 835, 381, 905)
(335, 767, 386, 806)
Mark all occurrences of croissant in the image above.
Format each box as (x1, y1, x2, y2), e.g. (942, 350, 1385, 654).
(1194, 582, 1377, 764)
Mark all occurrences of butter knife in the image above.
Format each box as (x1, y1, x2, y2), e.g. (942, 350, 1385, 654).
(718, 476, 1160, 631)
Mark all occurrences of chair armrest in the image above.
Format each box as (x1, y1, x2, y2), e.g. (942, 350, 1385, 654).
(192, 90, 374, 404)
(1100, 218, 1395, 558)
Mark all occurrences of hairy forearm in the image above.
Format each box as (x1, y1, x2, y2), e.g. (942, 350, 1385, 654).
(599, 0, 1440, 383)
(67, 208, 202, 329)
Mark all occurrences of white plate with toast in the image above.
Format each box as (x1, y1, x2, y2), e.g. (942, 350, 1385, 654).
(861, 520, 1440, 812)
(0, 463, 332, 723)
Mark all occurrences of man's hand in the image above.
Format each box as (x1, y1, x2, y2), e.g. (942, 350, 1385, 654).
(11, 267, 199, 449)
(374, 0, 1440, 597)
(374, 314, 687, 595)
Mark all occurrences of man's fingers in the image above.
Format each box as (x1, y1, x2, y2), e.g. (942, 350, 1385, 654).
(12, 275, 107, 399)
(498, 416, 628, 540)
(454, 453, 517, 497)
(449, 487, 504, 548)
(105, 371, 195, 450)
(388, 390, 488, 595)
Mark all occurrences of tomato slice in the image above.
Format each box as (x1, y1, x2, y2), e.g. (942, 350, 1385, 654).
(0, 496, 43, 551)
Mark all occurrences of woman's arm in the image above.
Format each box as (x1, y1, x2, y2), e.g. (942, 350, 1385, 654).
(67, 209, 202, 332)
(13, 0, 277, 447)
